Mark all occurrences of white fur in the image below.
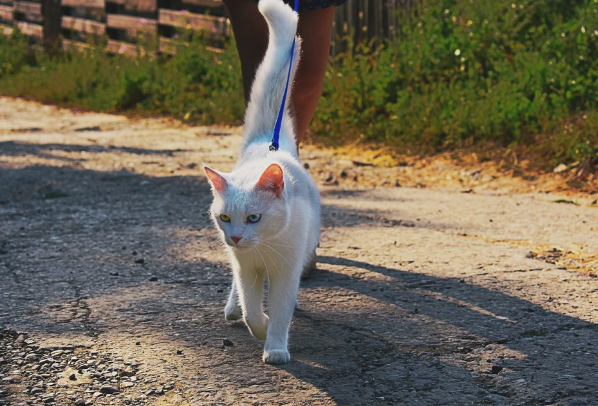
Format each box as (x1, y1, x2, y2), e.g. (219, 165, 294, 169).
(203, 0, 320, 364)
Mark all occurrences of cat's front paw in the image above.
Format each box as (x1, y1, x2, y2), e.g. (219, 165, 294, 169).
(245, 314, 268, 340)
(263, 349, 290, 364)
(224, 302, 242, 321)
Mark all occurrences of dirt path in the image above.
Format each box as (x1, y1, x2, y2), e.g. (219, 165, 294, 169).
(1, 97, 597, 406)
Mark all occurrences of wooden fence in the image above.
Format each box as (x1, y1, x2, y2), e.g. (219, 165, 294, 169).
(0, 0, 230, 55)
(0, 0, 409, 55)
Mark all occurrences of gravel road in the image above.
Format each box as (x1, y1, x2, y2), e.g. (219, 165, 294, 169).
(0, 98, 597, 406)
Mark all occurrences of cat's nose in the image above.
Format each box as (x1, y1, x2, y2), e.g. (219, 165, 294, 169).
(231, 236, 242, 244)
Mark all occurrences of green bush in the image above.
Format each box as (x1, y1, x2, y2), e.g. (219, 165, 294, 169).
(0, 0, 597, 167)
(0, 32, 244, 124)
(314, 0, 598, 164)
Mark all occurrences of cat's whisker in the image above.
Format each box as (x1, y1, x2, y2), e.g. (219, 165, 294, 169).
(250, 248, 262, 290)
(262, 240, 293, 248)
(260, 242, 293, 271)
(258, 244, 280, 278)
(254, 245, 271, 279)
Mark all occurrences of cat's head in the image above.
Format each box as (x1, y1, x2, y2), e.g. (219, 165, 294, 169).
(203, 163, 288, 249)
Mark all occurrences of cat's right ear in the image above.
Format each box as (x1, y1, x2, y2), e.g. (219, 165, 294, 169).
(203, 165, 228, 194)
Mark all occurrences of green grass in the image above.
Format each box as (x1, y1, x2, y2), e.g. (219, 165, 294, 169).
(1, 0, 597, 170)
(0, 31, 244, 124)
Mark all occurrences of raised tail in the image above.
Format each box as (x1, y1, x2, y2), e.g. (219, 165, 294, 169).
(241, 0, 301, 154)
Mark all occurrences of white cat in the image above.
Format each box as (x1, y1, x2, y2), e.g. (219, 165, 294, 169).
(203, 0, 320, 364)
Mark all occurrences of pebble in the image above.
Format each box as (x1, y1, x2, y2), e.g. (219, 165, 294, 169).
(491, 365, 503, 374)
(74, 398, 86, 406)
(222, 339, 234, 347)
(99, 384, 119, 394)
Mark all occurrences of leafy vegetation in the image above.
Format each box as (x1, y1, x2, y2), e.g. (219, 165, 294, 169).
(1, 0, 597, 169)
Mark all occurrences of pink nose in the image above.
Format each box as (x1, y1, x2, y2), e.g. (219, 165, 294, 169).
(231, 236, 242, 244)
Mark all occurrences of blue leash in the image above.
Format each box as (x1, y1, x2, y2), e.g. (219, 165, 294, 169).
(269, 0, 299, 152)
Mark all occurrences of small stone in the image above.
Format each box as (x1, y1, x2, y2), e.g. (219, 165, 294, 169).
(340, 170, 348, 178)
(149, 276, 158, 282)
(99, 384, 118, 394)
(491, 365, 503, 374)
(553, 163, 568, 173)
(69, 373, 77, 381)
(222, 339, 234, 347)
(122, 366, 135, 377)
(135, 258, 145, 264)
(15, 334, 26, 346)
(176, 350, 183, 355)
(109, 272, 119, 277)
(303, 163, 309, 169)
(74, 398, 86, 406)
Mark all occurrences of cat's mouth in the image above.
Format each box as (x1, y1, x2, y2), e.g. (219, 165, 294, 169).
(226, 240, 252, 250)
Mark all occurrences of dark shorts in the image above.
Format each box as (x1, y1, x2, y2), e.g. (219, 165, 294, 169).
(249, 0, 349, 11)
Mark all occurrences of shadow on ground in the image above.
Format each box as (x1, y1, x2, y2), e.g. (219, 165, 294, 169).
(1, 141, 597, 405)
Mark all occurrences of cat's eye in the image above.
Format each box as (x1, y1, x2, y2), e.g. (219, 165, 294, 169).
(219, 214, 231, 222)
(246, 214, 261, 223)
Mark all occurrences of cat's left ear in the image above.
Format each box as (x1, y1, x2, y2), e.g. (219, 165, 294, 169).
(203, 165, 228, 194)
(256, 163, 284, 198)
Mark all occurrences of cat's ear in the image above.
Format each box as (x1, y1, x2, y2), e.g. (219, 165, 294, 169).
(203, 165, 228, 193)
(256, 163, 284, 197)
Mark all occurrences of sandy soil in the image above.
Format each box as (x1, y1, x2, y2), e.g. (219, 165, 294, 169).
(1, 97, 597, 406)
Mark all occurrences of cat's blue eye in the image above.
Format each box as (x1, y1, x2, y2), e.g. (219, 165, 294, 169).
(246, 214, 261, 224)
(219, 214, 231, 222)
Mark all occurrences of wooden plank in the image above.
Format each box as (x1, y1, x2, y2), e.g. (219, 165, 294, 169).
(158, 35, 181, 54)
(14, 0, 41, 16)
(0, 4, 13, 21)
(181, 0, 222, 8)
(107, 13, 156, 32)
(159, 36, 223, 54)
(106, 0, 156, 13)
(106, 38, 138, 55)
(16, 20, 43, 38)
(62, 15, 105, 34)
(0, 22, 13, 35)
(61, 37, 90, 51)
(61, 0, 104, 8)
(158, 9, 228, 36)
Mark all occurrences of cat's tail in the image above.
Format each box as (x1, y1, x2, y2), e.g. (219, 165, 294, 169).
(241, 0, 301, 154)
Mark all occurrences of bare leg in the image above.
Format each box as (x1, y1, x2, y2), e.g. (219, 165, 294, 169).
(222, 0, 335, 143)
(293, 7, 335, 142)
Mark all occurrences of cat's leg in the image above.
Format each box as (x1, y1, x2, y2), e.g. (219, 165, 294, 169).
(235, 268, 269, 340)
(263, 269, 301, 364)
(224, 277, 242, 321)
